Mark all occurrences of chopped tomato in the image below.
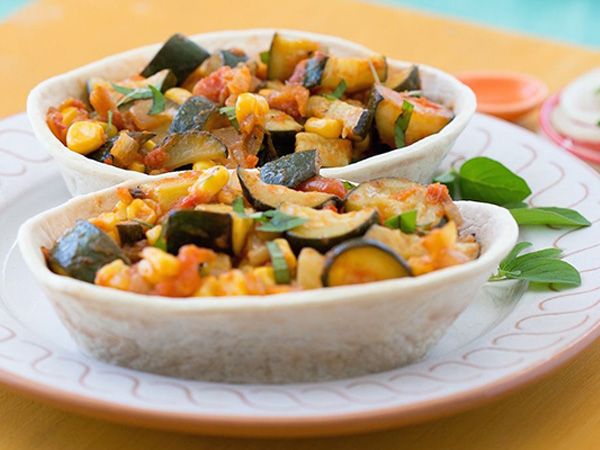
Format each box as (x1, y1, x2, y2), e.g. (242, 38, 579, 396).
(426, 183, 450, 204)
(192, 65, 251, 105)
(46, 108, 68, 143)
(262, 84, 309, 119)
(154, 245, 217, 297)
(144, 147, 168, 171)
(296, 176, 348, 199)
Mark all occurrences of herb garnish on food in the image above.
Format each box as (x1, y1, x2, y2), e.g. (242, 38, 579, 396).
(394, 100, 414, 148)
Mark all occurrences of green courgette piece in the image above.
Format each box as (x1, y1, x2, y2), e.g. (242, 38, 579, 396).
(386, 65, 421, 92)
(279, 203, 379, 253)
(267, 33, 321, 81)
(169, 96, 227, 134)
(160, 131, 228, 170)
(266, 241, 292, 284)
(47, 220, 130, 283)
(220, 49, 248, 68)
(294, 133, 352, 167)
(306, 96, 370, 141)
(141, 34, 210, 84)
(116, 221, 145, 245)
(256, 133, 278, 166)
(321, 238, 412, 287)
(260, 150, 321, 188)
(87, 131, 155, 164)
(303, 53, 329, 89)
(165, 209, 233, 255)
(237, 168, 342, 211)
(265, 109, 303, 155)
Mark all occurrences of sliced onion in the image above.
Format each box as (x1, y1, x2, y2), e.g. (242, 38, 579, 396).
(551, 104, 600, 144)
(559, 67, 600, 126)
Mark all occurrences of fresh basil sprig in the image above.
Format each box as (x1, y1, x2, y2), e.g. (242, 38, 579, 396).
(111, 83, 166, 116)
(342, 180, 357, 191)
(394, 100, 414, 148)
(324, 79, 347, 101)
(490, 242, 581, 287)
(219, 105, 240, 131)
(384, 210, 417, 233)
(509, 207, 591, 227)
(232, 197, 308, 232)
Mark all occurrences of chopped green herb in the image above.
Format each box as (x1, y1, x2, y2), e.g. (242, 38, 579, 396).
(219, 105, 239, 131)
(153, 221, 168, 251)
(110, 83, 134, 95)
(266, 241, 291, 284)
(324, 79, 347, 100)
(384, 210, 417, 233)
(257, 210, 308, 232)
(342, 180, 357, 191)
(147, 85, 165, 115)
(394, 100, 414, 148)
(509, 206, 591, 227)
(260, 51, 270, 64)
(458, 157, 531, 206)
(132, 219, 154, 228)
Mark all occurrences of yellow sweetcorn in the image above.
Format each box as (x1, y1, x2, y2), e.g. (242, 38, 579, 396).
(138, 247, 181, 284)
(66, 121, 106, 155)
(145, 225, 163, 246)
(60, 106, 80, 127)
(95, 259, 131, 291)
(235, 93, 270, 134)
(192, 160, 217, 171)
(194, 276, 220, 297)
(165, 87, 193, 105)
(144, 140, 156, 151)
(96, 121, 118, 138)
(89, 212, 119, 235)
(304, 117, 343, 139)
(251, 266, 276, 287)
(126, 199, 158, 225)
(114, 200, 129, 221)
(129, 161, 146, 173)
(190, 166, 230, 199)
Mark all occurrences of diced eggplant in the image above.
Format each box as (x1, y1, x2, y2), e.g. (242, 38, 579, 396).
(303, 53, 329, 89)
(237, 168, 342, 211)
(47, 220, 129, 283)
(160, 131, 228, 171)
(256, 133, 279, 166)
(279, 203, 379, 254)
(374, 85, 454, 147)
(116, 221, 145, 245)
(321, 238, 412, 287)
(260, 150, 321, 188)
(386, 65, 421, 92)
(294, 132, 352, 167)
(267, 33, 322, 81)
(169, 96, 228, 134)
(198, 49, 249, 76)
(265, 109, 303, 154)
(141, 34, 210, 84)
(306, 96, 370, 141)
(345, 178, 460, 227)
(320, 55, 387, 93)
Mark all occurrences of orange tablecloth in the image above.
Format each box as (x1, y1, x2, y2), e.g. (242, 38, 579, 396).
(2, 0, 600, 448)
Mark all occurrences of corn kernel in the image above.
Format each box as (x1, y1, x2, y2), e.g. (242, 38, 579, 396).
(164, 87, 193, 105)
(89, 212, 119, 234)
(144, 140, 156, 151)
(305, 117, 343, 139)
(191, 166, 230, 199)
(66, 121, 106, 155)
(129, 161, 146, 173)
(96, 121, 118, 138)
(126, 199, 158, 225)
(114, 200, 128, 220)
(145, 225, 163, 246)
(252, 266, 276, 286)
(235, 93, 270, 133)
(138, 247, 181, 284)
(60, 106, 80, 127)
(95, 259, 131, 290)
(192, 160, 217, 171)
(274, 238, 297, 273)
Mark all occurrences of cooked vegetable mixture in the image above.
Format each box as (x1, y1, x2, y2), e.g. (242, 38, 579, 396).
(44, 154, 479, 297)
(46, 33, 454, 174)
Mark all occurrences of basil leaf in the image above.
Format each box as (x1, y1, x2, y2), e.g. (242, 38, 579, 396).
(459, 157, 531, 205)
(260, 51, 270, 64)
(132, 218, 154, 228)
(232, 197, 246, 216)
(433, 167, 458, 197)
(384, 210, 417, 233)
(219, 105, 239, 131)
(110, 83, 134, 95)
(117, 87, 153, 107)
(394, 100, 414, 149)
(504, 201, 529, 209)
(342, 180, 357, 191)
(323, 79, 347, 100)
(266, 241, 291, 284)
(258, 210, 308, 232)
(497, 241, 533, 272)
(147, 85, 165, 115)
(509, 206, 591, 227)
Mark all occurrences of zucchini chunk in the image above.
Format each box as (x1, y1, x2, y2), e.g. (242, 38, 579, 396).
(374, 85, 454, 147)
(320, 55, 388, 93)
(306, 96, 370, 140)
(116, 221, 145, 245)
(260, 150, 321, 188)
(47, 220, 130, 283)
(386, 65, 421, 92)
(295, 132, 352, 167)
(237, 168, 341, 211)
(303, 53, 329, 89)
(141, 34, 210, 84)
(345, 178, 457, 228)
(322, 238, 412, 287)
(279, 203, 379, 253)
(165, 209, 234, 255)
(169, 96, 228, 134)
(267, 33, 322, 81)
(199, 50, 249, 76)
(88, 131, 155, 164)
(160, 131, 228, 171)
(265, 109, 303, 154)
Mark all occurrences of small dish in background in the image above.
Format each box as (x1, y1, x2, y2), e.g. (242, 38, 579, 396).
(456, 71, 548, 121)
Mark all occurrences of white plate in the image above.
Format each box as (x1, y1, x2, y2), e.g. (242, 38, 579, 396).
(1, 113, 599, 437)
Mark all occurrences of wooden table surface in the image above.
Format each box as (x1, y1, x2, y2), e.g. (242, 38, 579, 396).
(2, 0, 600, 447)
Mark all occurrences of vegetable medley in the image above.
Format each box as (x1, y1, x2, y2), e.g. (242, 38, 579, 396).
(46, 33, 454, 174)
(44, 152, 479, 297)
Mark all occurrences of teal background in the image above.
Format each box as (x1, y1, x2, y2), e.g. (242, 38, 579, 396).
(1, 0, 599, 48)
